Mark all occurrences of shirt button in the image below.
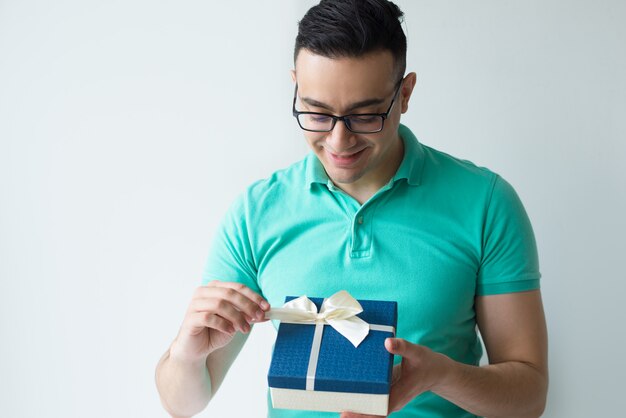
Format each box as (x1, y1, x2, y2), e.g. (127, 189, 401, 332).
(357, 216, 364, 224)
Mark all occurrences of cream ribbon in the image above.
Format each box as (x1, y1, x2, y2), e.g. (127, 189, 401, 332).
(265, 290, 395, 391)
(265, 290, 370, 347)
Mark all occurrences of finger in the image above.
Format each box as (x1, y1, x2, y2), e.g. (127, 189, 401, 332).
(210, 299, 253, 333)
(339, 412, 384, 418)
(186, 311, 235, 335)
(391, 363, 402, 384)
(203, 281, 270, 310)
(385, 338, 417, 358)
(387, 365, 417, 413)
(196, 283, 269, 321)
(192, 297, 252, 333)
(194, 286, 267, 323)
(385, 340, 419, 413)
(388, 379, 412, 413)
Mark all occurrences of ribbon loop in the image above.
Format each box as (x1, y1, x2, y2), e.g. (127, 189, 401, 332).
(265, 290, 370, 347)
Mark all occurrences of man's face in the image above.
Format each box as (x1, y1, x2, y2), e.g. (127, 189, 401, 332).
(293, 49, 413, 196)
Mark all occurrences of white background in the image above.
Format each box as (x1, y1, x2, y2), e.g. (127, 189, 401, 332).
(1, 1, 625, 417)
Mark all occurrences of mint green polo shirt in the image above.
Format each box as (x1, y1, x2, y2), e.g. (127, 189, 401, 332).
(201, 124, 541, 418)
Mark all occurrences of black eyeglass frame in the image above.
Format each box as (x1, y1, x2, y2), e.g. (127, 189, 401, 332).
(292, 78, 404, 134)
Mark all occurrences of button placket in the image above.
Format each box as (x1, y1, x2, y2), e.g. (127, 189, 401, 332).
(325, 180, 395, 259)
(349, 182, 395, 258)
(351, 208, 373, 258)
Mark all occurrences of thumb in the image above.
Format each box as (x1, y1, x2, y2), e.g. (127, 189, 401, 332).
(384, 338, 413, 357)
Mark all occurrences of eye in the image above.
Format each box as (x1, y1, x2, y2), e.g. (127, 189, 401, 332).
(350, 115, 378, 123)
(309, 114, 332, 123)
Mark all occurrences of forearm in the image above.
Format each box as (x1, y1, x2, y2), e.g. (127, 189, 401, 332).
(434, 358, 548, 418)
(155, 348, 212, 418)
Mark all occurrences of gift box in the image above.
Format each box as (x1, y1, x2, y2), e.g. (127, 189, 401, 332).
(266, 291, 397, 415)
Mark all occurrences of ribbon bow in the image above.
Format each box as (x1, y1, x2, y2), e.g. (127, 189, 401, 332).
(265, 290, 370, 347)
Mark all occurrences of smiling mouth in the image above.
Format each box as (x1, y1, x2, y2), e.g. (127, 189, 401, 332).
(326, 148, 366, 167)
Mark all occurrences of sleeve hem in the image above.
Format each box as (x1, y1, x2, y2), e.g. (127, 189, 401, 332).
(477, 279, 540, 296)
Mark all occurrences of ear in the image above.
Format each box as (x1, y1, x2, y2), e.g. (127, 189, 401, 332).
(399, 72, 417, 114)
(290, 69, 296, 83)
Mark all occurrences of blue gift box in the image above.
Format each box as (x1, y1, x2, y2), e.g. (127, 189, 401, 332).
(267, 295, 397, 415)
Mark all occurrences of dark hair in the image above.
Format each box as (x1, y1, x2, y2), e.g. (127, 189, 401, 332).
(295, 0, 407, 81)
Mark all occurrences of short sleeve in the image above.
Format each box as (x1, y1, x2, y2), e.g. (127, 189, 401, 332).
(477, 175, 541, 295)
(200, 193, 262, 295)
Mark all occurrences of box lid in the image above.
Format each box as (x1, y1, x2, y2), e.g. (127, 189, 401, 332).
(267, 296, 397, 395)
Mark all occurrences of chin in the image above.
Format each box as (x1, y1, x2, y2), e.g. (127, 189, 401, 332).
(327, 169, 365, 185)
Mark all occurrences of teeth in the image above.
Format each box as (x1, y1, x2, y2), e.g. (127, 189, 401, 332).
(334, 150, 362, 158)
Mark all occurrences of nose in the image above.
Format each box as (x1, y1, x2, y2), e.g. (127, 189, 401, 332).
(327, 119, 357, 151)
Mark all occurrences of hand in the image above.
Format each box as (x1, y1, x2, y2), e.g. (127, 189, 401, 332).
(339, 338, 451, 418)
(170, 281, 270, 364)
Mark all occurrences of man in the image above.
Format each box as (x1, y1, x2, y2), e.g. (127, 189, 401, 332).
(155, 1, 548, 417)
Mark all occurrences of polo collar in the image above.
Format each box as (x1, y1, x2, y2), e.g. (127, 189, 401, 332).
(393, 124, 424, 187)
(304, 152, 329, 188)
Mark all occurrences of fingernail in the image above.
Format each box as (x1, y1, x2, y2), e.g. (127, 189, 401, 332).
(261, 301, 270, 310)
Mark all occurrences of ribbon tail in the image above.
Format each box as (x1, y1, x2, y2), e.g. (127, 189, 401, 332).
(264, 307, 316, 322)
(265, 295, 319, 322)
(327, 316, 370, 347)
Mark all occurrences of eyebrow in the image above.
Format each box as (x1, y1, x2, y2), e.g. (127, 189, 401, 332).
(300, 96, 387, 113)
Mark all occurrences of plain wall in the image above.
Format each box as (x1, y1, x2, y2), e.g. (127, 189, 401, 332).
(1, 1, 625, 416)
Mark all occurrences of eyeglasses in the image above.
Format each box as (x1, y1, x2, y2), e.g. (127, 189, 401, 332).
(292, 80, 403, 134)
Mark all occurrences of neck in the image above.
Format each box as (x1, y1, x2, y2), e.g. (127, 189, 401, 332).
(337, 135, 405, 205)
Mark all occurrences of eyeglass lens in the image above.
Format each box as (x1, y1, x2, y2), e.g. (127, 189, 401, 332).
(297, 114, 384, 133)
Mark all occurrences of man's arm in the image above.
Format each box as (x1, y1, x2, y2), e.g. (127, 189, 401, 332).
(155, 282, 269, 417)
(155, 331, 250, 418)
(341, 290, 548, 418)
(432, 289, 548, 417)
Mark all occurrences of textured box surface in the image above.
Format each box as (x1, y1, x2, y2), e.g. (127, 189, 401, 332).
(267, 296, 397, 414)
